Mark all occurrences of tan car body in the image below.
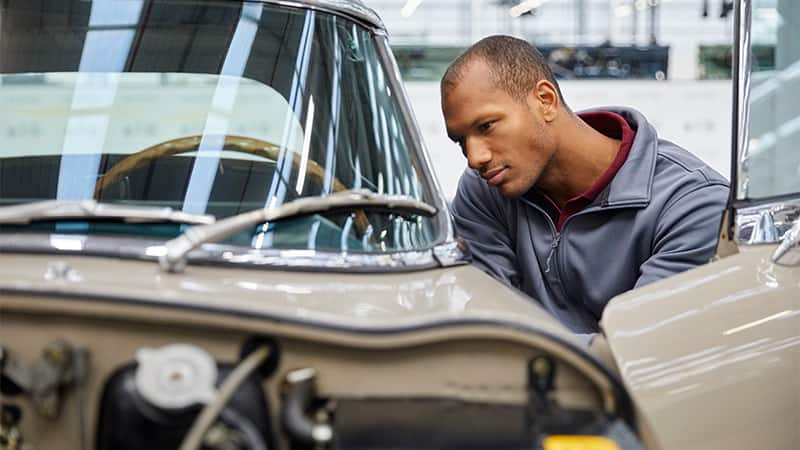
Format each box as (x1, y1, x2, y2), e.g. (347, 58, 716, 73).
(1, 0, 797, 449)
(1, 253, 652, 449)
(602, 244, 800, 450)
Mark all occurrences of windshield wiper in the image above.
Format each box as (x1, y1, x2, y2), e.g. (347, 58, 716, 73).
(159, 190, 438, 273)
(0, 200, 215, 226)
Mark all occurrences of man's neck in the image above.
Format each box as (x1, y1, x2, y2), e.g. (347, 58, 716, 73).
(536, 114, 621, 208)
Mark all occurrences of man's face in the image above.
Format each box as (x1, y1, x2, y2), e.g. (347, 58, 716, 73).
(442, 59, 556, 198)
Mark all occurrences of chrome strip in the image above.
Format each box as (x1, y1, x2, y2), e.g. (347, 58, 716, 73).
(0, 233, 467, 271)
(256, 0, 385, 32)
(208, 245, 439, 270)
(772, 219, 800, 266)
(735, 198, 800, 244)
(736, 0, 753, 199)
(0, 200, 215, 225)
(159, 191, 438, 272)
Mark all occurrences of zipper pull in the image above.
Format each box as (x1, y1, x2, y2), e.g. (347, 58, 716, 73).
(544, 233, 561, 273)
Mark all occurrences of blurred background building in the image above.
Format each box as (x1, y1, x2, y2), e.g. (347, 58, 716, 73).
(365, 0, 751, 197)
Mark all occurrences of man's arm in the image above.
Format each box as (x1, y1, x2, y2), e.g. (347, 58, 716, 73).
(451, 170, 521, 287)
(636, 183, 729, 287)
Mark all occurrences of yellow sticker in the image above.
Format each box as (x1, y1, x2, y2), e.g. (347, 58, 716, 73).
(542, 435, 622, 450)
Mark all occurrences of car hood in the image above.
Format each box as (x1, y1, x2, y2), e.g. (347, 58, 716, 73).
(0, 252, 575, 342)
(602, 244, 800, 450)
(1, 249, 659, 449)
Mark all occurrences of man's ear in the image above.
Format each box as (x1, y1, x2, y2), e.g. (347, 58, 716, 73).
(530, 80, 560, 123)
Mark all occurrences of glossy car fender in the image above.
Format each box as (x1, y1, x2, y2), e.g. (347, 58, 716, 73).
(602, 245, 800, 450)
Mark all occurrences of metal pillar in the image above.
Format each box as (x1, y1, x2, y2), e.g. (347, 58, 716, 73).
(648, 2, 658, 45)
(576, 0, 587, 43)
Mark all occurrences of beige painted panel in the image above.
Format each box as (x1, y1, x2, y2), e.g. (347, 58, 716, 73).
(0, 253, 571, 340)
(603, 245, 800, 450)
(1, 297, 602, 450)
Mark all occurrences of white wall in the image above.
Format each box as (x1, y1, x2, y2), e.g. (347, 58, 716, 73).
(405, 79, 732, 199)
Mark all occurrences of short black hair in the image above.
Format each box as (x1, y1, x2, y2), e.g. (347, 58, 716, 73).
(441, 35, 566, 107)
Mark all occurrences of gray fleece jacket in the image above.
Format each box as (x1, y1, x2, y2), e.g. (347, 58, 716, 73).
(451, 107, 729, 333)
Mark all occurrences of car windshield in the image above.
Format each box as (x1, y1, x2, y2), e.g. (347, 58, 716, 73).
(739, 0, 800, 200)
(0, 0, 438, 253)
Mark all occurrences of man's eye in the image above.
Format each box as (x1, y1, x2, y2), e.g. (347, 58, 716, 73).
(478, 121, 494, 132)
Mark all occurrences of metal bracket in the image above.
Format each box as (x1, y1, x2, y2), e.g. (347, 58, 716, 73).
(0, 341, 89, 419)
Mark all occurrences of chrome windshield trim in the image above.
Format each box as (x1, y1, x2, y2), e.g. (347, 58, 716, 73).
(258, 0, 385, 32)
(0, 233, 468, 271)
(735, 198, 800, 244)
(200, 243, 440, 271)
(0, 200, 215, 225)
(159, 190, 438, 272)
(432, 240, 470, 267)
(735, 0, 753, 199)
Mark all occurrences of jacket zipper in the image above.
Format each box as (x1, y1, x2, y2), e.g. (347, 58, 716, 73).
(544, 232, 561, 273)
(526, 207, 571, 308)
(524, 201, 608, 278)
(520, 197, 647, 319)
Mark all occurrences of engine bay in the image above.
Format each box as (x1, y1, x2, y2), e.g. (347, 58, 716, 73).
(0, 292, 645, 450)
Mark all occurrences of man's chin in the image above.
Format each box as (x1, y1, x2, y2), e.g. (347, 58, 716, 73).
(495, 182, 525, 198)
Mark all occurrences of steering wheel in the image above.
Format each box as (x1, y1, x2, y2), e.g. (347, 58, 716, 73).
(93, 134, 371, 236)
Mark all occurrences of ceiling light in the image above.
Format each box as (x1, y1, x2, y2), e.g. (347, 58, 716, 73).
(509, 0, 548, 18)
(615, 4, 633, 17)
(401, 0, 423, 18)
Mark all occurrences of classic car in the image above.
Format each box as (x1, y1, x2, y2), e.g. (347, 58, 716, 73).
(1, 0, 797, 450)
(0, 1, 653, 450)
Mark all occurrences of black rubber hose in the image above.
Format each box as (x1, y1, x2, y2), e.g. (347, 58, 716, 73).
(281, 369, 331, 447)
(220, 408, 268, 450)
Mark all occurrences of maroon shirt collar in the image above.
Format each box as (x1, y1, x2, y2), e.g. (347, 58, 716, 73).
(574, 111, 636, 202)
(533, 111, 636, 231)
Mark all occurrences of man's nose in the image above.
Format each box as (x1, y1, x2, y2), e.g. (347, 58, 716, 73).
(465, 139, 491, 170)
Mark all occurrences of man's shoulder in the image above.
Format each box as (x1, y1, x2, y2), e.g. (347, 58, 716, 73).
(647, 139, 729, 220)
(653, 139, 728, 188)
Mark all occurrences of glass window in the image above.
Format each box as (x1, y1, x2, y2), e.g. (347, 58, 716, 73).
(740, 0, 800, 199)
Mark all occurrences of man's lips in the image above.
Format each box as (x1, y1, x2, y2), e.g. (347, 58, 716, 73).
(482, 167, 508, 186)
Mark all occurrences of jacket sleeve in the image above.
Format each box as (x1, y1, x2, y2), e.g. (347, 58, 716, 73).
(635, 182, 729, 287)
(451, 169, 521, 287)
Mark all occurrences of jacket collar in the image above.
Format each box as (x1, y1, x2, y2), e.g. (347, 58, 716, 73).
(579, 106, 656, 208)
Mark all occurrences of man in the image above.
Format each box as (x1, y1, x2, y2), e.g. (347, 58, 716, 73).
(442, 35, 729, 334)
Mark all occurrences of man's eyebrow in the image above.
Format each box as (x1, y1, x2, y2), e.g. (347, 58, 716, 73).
(469, 114, 494, 130)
